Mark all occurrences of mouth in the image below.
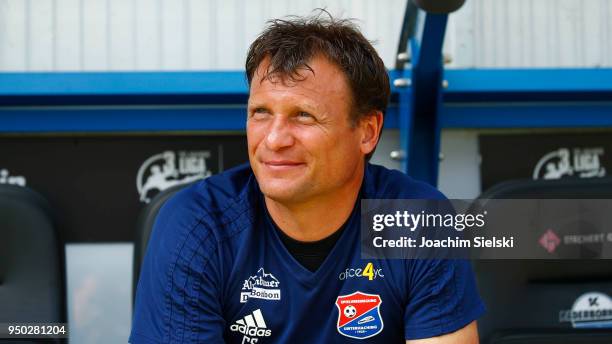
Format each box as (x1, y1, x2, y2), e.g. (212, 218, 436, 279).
(262, 160, 306, 171)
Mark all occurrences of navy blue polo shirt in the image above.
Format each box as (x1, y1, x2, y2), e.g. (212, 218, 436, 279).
(130, 163, 485, 343)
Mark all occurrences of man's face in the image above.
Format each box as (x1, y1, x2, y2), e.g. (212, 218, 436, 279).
(247, 55, 366, 204)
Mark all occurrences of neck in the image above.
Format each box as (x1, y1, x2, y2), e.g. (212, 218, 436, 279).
(265, 165, 364, 242)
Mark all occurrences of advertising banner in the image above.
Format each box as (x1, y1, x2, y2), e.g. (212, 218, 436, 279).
(0, 135, 248, 242)
(479, 133, 611, 191)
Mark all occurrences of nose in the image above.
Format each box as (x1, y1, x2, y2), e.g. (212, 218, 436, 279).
(265, 116, 295, 151)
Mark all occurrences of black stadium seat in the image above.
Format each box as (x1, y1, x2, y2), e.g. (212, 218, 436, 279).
(132, 182, 197, 302)
(0, 185, 65, 343)
(475, 177, 612, 343)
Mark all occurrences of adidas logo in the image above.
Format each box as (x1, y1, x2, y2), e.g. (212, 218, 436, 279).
(230, 309, 272, 338)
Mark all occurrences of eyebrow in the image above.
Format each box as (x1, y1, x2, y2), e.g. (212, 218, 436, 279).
(247, 99, 320, 114)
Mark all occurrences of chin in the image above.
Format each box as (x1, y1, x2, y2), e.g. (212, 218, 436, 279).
(258, 181, 308, 203)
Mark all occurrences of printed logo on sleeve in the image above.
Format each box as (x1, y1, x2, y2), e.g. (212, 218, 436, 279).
(335, 291, 384, 339)
(240, 268, 281, 303)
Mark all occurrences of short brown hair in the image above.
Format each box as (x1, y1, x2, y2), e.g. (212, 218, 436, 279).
(245, 11, 390, 159)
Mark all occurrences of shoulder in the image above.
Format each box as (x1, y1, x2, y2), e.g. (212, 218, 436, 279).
(153, 163, 257, 250)
(168, 162, 254, 211)
(132, 165, 258, 343)
(365, 163, 447, 200)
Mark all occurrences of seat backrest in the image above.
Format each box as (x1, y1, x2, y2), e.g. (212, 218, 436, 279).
(132, 182, 197, 301)
(0, 185, 65, 324)
(475, 178, 612, 343)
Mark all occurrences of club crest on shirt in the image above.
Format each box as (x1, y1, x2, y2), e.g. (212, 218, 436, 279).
(335, 291, 384, 339)
(240, 267, 281, 303)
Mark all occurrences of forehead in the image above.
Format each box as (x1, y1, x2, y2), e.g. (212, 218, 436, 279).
(248, 56, 352, 107)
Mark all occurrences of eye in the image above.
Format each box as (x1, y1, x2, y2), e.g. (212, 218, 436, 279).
(296, 111, 316, 123)
(249, 107, 270, 120)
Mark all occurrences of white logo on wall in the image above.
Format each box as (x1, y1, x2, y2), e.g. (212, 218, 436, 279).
(533, 148, 606, 180)
(240, 268, 281, 303)
(0, 169, 26, 187)
(230, 309, 272, 342)
(559, 292, 612, 328)
(136, 150, 212, 203)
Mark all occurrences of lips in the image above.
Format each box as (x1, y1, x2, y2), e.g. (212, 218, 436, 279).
(264, 160, 303, 166)
(262, 160, 305, 171)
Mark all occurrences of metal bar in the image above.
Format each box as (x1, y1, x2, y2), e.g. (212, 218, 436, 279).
(0, 71, 248, 95)
(440, 102, 612, 128)
(404, 13, 448, 185)
(1, 69, 610, 99)
(444, 69, 612, 94)
(395, 0, 419, 70)
(0, 106, 247, 132)
(397, 76, 413, 172)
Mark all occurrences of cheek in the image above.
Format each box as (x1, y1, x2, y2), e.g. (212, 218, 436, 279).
(246, 121, 265, 154)
(295, 129, 334, 157)
(299, 128, 362, 163)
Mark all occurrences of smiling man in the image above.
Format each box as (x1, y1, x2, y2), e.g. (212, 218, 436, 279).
(130, 14, 484, 344)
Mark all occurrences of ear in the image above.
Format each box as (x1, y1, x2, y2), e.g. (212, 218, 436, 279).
(358, 111, 384, 156)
